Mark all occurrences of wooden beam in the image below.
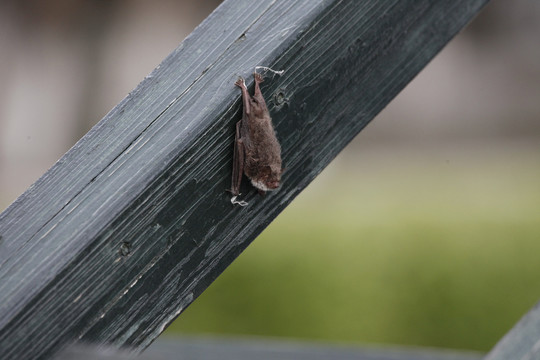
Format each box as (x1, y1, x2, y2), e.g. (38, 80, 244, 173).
(0, 0, 489, 358)
(484, 301, 540, 359)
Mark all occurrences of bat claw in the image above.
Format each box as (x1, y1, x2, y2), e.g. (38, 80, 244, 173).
(235, 77, 246, 89)
(231, 195, 248, 207)
(253, 72, 264, 83)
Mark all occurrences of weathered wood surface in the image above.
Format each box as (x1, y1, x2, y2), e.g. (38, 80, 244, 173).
(484, 301, 540, 359)
(0, 0, 489, 358)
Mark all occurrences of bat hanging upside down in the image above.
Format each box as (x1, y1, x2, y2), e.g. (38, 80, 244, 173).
(230, 73, 283, 206)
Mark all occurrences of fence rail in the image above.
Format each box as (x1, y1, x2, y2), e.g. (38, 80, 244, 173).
(0, 0, 490, 358)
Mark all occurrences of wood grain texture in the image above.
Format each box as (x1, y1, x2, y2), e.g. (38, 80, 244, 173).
(484, 301, 540, 360)
(0, 0, 489, 358)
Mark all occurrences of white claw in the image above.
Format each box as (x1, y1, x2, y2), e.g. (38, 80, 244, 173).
(255, 66, 285, 76)
(231, 195, 248, 207)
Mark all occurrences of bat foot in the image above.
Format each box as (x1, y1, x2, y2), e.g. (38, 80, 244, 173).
(231, 195, 248, 207)
(253, 72, 264, 83)
(235, 77, 246, 89)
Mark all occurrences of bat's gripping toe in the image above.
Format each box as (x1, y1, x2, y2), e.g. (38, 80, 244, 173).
(231, 195, 248, 207)
(235, 77, 246, 89)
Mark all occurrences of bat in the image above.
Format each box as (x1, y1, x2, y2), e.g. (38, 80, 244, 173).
(230, 73, 283, 206)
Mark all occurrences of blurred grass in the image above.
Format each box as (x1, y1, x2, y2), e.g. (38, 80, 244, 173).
(165, 143, 540, 352)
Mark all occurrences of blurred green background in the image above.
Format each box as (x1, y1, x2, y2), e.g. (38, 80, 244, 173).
(1, 0, 539, 354)
(165, 143, 540, 352)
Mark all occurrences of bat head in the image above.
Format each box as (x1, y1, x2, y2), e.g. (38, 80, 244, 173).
(250, 164, 282, 192)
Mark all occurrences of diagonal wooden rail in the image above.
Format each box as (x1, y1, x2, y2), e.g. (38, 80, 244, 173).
(484, 301, 540, 359)
(0, 0, 490, 358)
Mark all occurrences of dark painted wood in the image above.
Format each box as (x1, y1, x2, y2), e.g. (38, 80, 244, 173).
(0, 0, 489, 358)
